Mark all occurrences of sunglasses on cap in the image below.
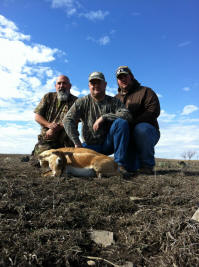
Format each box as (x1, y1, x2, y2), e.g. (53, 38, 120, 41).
(116, 67, 130, 77)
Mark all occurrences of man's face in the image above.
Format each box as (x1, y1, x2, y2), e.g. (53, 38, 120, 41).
(117, 74, 133, 90)
(55, 75, 71, 101)
(89, 79, 106, 100)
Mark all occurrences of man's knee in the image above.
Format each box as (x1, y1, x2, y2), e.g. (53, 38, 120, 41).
(133, 123, 160, 147)
(114, 118, 129, 130)
(133, 122, 151, 137)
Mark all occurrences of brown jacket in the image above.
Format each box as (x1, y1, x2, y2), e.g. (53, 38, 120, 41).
(115, 80, 160, 130)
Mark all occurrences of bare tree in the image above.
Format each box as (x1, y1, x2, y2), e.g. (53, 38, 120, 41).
(181, 150, 197, 160)
(181, 151, 187, 160)
(187, 151, 196, 160)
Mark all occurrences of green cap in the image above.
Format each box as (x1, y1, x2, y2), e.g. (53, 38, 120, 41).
(89, 71, 105, 82)
(116, 66, 132, 77)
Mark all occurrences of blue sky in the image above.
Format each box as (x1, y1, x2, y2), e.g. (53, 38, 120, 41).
(0, 0, 199, 159)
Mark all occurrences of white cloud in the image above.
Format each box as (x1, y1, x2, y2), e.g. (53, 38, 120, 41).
(87, 35, 111, 46)
(110, 29, 116, 35)
(51, 0, 79, 15)
(29, 77, 42, 89)
(159, 110, 176, 122)
(106, 86, 117, 96)
(51, 0, 76, 8)
(0, 14, 69, 150)
(67, 8, 76, 15)
(99, 36, 110, 46)
(0, 106, 35, 121)
(86, 36, 95, 42)
(0, 15, 64, 103)
(156, 124, 199, 159)
(0, 39, 59, 74)
(183, 87, 190, 91)
(157, 93, 162, 98)
(178, 41, 191, 47)
(0, 14, 30, 41)
(0, 123, 39, 154)
(181, 105, 198, 115)
(71, 85, 82, 96)
(0, 35, 60, 100)
(79, 10, 109, 21)
(0, 98, 14, 108)
(49, 1, 109, 20)
(156, 108, 199, 159)
(80, 89, 90, 96)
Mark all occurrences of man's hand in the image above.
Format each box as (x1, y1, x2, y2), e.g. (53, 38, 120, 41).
(48, 122, 60, 130)
(45, 123, 62, 139)
(93, 116, 104, 132)
(45, 128, 56, 139)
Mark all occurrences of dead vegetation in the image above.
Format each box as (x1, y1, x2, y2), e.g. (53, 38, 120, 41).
(0, 154, 199, 266)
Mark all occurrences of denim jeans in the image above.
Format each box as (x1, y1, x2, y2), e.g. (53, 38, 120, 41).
(82, 118, 130, 168)
(126, 122, 160, 171)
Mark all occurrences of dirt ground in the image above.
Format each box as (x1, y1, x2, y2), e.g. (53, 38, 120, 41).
(0, 154, 199, 267)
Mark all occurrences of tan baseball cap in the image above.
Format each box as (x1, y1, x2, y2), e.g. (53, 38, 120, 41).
(89, 71, 105, 82)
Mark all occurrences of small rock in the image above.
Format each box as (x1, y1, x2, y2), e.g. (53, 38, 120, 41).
(4, 157, 11, 162)
(87, 260, 96, 266)
(191, 208, 199, 222)
(129, 196, 143, 201)
(90, 230, 114, 247)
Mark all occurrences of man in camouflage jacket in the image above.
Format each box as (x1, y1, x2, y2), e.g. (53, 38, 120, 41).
(63, 71, 132, 175)
(115, 66, 160, 174)
(32, 75, 77, 156)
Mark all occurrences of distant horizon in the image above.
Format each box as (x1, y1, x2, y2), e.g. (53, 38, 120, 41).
(1, 153, 198, 162)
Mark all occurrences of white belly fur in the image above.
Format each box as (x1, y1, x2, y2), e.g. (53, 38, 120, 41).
(64, 166, 96, 177)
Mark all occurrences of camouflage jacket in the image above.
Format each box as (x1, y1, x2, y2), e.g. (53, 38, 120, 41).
(63, 94, 132, 146)
(34, 92, 78, 141)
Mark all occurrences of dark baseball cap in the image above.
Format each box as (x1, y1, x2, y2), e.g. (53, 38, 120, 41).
(89, 71, 105, 82)
(116, 66, 132, 77)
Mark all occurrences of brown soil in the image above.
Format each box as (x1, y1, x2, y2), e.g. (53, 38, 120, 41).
(0, 154, 199, 267)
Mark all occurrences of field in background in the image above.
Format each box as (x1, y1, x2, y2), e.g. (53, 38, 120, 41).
(0, 154, 199, 266)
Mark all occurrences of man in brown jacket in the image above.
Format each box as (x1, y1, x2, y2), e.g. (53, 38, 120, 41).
(115, 66, 160, 174)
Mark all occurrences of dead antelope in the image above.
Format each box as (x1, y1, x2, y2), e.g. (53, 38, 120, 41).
(39, 147, 120, 178)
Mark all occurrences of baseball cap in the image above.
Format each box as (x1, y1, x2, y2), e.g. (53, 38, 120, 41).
(116, 66, 132, 78)
(89, 71, 105, 82)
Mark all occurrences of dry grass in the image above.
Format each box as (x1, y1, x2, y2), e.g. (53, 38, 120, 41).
(0, 154, 199, 266)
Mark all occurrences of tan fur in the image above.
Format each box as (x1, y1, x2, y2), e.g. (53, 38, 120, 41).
(39, 147, 120, 178)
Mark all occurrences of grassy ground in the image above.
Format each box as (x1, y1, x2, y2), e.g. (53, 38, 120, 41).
(0, 154, 199, 266)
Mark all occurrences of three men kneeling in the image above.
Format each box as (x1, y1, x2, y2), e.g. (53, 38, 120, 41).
(33, 67, 160, 177)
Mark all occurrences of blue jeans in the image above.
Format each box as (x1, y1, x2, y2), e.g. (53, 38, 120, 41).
(126, 122, 160, 171)
(82, 118, 130, 168)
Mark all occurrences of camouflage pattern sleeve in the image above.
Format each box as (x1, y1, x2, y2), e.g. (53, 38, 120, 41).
(102, 97, 132, 123)
(63, 98, 83, 146)
(34, 93, 50, 116)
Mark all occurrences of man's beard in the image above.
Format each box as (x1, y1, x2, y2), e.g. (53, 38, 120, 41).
(57, 90, 69, 101)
